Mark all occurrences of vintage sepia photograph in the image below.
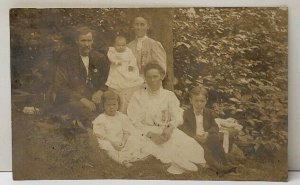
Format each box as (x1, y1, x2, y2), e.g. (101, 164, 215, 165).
(10, 8, 288, 181)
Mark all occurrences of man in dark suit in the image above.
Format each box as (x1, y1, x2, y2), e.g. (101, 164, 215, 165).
(179, 86, 236, 174)
(54, 26, 109, 128)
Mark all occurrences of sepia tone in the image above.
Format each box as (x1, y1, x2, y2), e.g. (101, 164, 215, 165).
(10, 8, 288, 181)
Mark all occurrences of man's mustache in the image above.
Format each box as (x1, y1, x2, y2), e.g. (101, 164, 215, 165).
(81, 46, 92, 50)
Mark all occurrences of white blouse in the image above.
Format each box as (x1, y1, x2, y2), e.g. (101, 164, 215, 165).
(127, 87, 184, 135)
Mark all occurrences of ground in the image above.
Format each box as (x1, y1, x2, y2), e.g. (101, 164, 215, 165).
(12, 110, 287, 181)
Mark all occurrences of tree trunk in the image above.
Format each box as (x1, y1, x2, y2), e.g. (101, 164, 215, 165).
(151, 8, 175, 91)
(138, 8, 174, 91)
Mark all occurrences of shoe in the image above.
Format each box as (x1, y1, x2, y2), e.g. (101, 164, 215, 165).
(211, 161, 237, 175)
(123, 161, 133, 168)
(167, 163, 186, 175)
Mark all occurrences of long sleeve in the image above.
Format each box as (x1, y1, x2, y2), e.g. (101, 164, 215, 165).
(119, 113, 140, 137)
(54, 49, 108, 102)
(168, 92, 184, 128)
(127, 48, 140, 77)
(54, 62, 84, 101)
(96, 53, 110, 91)
(121, 115, 133, 132)
(178, 110, 195, 138)
(127, 48, 138, 67)
(151, 41, 167, 73)
(204, 108, 220, 133)
(107, 47, 120, 65)
(93, 122, 106, 139)
(92, 117, 115, 151)
(127, 91, 147, 133)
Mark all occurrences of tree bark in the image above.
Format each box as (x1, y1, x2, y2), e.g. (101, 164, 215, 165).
(135, 8, 174, 91)
(151, 8, 175, 91)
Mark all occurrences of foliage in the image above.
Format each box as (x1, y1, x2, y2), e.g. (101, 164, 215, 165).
(173, 8, 288, 157)
(10, 8, 136, 94)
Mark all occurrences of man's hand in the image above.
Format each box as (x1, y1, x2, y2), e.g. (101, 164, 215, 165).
(208, 126, 219, 134)
(80, 98, 96, 112)
(92, 90, 103, 104)
(86, 128, 100, 148)
(195, 132, 208, 144)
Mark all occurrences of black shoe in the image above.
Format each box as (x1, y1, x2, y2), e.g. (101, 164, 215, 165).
(211, 161, 237, 175)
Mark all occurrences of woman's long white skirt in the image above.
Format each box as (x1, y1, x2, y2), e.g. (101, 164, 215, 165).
(141, 128, 206, 172)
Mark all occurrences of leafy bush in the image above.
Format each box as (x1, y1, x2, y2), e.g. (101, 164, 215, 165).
(173, 8, 288, 157)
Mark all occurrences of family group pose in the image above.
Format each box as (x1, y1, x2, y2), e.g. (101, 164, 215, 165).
(53, 15, 237, 175)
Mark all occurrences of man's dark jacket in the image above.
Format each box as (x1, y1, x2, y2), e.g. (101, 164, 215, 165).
(179, 107, 219, 138)
(54, 48, 109, 104)
(179, 107, 227, 165)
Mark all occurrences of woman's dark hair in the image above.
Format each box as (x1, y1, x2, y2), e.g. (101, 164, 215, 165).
(143, 62, 166, 77)
(133, 13, 152, 27)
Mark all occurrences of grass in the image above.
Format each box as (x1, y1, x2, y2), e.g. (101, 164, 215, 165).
(12, 111, 287, 181)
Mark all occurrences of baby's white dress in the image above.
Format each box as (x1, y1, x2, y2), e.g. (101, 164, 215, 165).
(106, 47, 144, 90)
(106, 47, 144, 113)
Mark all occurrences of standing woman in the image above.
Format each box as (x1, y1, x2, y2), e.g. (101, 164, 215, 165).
(128, 15, 167, 77)
(127, 62, 206, 174)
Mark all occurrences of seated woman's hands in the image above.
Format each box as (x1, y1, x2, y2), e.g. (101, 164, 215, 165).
(161, 124, 175, 141)
(146, 132, 166, 145)
(195, 132, 208, 144)
(146, 125, 175, 145)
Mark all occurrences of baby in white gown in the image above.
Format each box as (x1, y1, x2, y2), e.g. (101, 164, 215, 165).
(106, 36, 144, 113)
(92, 90, 148, 167)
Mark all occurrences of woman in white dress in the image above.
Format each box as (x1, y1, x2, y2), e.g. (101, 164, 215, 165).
(127, 62, 206, 174)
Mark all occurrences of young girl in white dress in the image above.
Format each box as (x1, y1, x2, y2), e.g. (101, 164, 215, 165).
(92, 90, 148, 167)
(106, 36, 144, 113)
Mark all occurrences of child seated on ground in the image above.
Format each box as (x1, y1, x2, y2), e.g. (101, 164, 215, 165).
(92, 90, 148, 167)
(178, 86, 237, 175)
(106, 36, 144, 113)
